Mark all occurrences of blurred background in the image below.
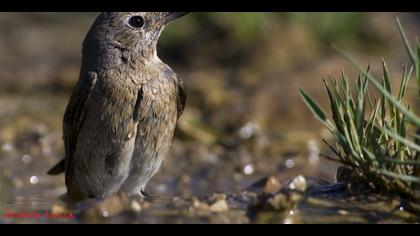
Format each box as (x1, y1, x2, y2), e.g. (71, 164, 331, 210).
(0, 12, 419, 213)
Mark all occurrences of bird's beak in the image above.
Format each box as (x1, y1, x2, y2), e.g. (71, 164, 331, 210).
(163, 12, 189, 24)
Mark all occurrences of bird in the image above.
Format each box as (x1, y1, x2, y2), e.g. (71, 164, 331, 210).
(47, 12, 188, 201)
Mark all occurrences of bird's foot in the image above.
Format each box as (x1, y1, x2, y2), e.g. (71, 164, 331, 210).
(138, 190, 163, 203)
(139, 190, 153, 201)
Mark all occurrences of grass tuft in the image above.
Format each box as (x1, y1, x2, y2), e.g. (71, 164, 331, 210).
(300, 18, 420, 198)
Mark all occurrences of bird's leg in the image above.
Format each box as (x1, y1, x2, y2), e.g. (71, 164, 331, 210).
(137, 188, 163, 203)
(139, 190, 154, 202)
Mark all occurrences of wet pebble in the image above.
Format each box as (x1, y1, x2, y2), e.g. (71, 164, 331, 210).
(243, 164, 255, 175)
(52, 204, 68, 214)
(285, 159, 295, 169)
(263, 176, 281, 194)
(192, 197, 210, 211)
(209, 199, 229, 213)
(287, 175, 307, 192)
(83, 194, 128, 221)
(336, 166, 353, 182)
(338, 210, 349, 216)
(130, 200, 142, 213)
(30, 176, 39, 185)
(239, 122, 261, 139)
(266, 193, 288, 211)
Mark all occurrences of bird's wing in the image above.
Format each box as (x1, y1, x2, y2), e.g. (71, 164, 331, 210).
(176, 75, 187, 119)
(47, 72, 98, 175)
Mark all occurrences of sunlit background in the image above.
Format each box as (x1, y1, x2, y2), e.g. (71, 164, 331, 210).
(0, 12, 419, 222)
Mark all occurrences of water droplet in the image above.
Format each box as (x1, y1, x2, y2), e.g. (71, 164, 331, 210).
(243, 164, 255, 175)
(22, 155, 32, 164)
(285, 159, 295, 169)
(102, 210, 109, 218)
(239, 122, 260, 139)
(30, 176, 39, 185)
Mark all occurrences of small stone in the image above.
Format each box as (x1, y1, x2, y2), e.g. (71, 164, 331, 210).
(287, 175, 307, 192)
(209, 193, 226, 202)
(337, 166, 353, 182)
(30, 176, 39, 185)
(130, 200, 142, 213)
(209, 200, 229, 213)
(266, 193, 288, 211)
(52, 204, 67, 214)
(243, 164, 255, 175)
(84, 194, 128, 219)
(265, 192, 303, 211)
(239, 122, 260, 139)
(285, 159, 295, 169)
(192, 198, 210, 211)
(338, 210, 349, 215)
(263, 176, 281, 194)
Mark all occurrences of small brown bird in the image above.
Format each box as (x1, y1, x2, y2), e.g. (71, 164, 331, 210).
(48, 12, 188, 201)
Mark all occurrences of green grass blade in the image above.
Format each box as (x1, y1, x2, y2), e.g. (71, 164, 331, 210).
(380, 169, 420, 183)
(365, 100, 381, 140)
(299, 89, 335, 132)
(380, 79, 387, 127)
(396, 17, 417, 65)
(382, 59, 393, 95)
(398, 65, 413, 101)
(362, 147, 381, 167)
(383, 127, 420, 152)
(324, 79, 342, 132)
(332, 45, 420, 127)
(416, 44, 420, 95)
(356, 75, 367, 142)
(382, 59, 399, 133)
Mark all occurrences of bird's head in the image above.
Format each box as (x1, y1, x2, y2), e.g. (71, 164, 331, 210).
(82, 12, 188, 66)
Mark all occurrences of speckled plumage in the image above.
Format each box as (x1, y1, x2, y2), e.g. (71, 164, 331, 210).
(48, 12, 187, 201)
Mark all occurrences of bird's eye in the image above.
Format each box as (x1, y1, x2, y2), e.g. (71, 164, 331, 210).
(128, 16, 145, 29)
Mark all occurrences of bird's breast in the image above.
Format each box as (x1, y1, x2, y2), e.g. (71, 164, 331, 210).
(133, 77, 178, 161)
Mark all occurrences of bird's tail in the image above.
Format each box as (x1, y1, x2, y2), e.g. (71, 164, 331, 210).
(47, 159, 65, 175)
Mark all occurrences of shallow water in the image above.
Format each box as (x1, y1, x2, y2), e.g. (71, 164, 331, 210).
(1, 93, 420, 224)
(1, 12, 420, 224)
(0, 94, 341, 224)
